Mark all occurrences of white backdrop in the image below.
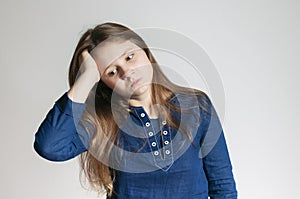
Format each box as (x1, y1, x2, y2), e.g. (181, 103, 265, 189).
(0, 0, 299, 198)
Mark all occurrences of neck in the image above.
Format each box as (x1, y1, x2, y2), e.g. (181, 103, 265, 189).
(128, 85, 159, 119)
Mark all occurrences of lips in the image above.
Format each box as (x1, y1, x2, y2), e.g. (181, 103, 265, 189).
(131, 78, 141, 88)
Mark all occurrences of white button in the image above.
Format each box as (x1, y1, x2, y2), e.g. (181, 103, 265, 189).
(148, 131, 154, 136)
(162, 121, 167, 125)
(164, 140, 169, 145)
(154, 151, 159, 155)
(145, 122, 150, 127)
(163, 130, 168, 135)
(141, 113, 145, 117)
(165, 150, 170, 155)
(151, 142, 157, 147)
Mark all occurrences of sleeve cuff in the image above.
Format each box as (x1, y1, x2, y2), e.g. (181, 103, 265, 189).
(54, 91, 86, 117)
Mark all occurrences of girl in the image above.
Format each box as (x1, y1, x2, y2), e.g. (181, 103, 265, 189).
(34, 22, 237, 199)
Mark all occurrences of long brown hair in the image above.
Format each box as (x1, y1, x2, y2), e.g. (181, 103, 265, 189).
(68, 22, 208, 197)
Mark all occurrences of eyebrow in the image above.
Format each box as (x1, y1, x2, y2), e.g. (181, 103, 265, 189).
(103, 48, 138, 73)
(120, 47, 136, 57)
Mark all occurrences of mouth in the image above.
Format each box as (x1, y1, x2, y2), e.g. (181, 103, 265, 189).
(131, 78, 141, 88)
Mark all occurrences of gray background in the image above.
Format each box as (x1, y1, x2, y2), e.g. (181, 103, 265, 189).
(1, 0, 299, 198)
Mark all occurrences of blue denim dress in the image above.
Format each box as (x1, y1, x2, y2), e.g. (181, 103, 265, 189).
(34, 91, 237, 199)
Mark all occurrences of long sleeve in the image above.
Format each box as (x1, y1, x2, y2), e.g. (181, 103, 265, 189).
(33, 92, 90, 161)
(200, 94, 238, 199)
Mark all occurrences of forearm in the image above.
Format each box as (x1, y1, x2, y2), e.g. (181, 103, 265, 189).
(199, 93, 237, 198)
(203, 132, 237, 199)
(34, 92, 89, 161)
(68, 71, 99, 103)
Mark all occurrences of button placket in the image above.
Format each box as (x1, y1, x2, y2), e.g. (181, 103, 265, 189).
(131, 107, 174, 171)
(132, 108, 160, 156)
(144, 120, 160, 154)
(161, 125, 173, 159)
(152, 121, 174, 172)
(147, 126, 160, 156)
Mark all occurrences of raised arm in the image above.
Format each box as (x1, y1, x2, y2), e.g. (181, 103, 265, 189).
(33, 51, 100, 161)
(34, 93, 88, 161)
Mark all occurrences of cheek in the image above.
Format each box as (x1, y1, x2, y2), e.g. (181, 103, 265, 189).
(104, 78, 127, 96)
(136, 58, 153, 75)
(102, 78, 116, 90)
(142, 64, 153, 80)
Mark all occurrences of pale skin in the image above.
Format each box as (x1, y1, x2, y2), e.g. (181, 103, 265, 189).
(68, 40, 159, 118)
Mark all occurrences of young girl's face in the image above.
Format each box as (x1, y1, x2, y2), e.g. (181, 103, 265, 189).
(91, 40, 153, 99)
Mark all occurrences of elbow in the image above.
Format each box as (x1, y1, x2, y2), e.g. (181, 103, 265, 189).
(33, 139, 74, 162)
(33, 140, 59, 161)
(33, 123, 87, 161)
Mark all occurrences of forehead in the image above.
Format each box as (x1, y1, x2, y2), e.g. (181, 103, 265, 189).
(91, 40, 141, 72)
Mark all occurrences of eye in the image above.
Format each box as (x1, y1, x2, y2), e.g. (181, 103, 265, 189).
(107, 68, 118, 76)
(125, 53, 134, 61)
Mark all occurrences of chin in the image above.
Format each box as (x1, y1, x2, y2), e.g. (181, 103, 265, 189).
(132, 85, 150, 96)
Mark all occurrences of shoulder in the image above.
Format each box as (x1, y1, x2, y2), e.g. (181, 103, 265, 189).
(169, 87, 212, 112)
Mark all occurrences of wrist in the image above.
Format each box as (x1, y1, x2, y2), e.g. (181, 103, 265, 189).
(81, 70, 100, 85)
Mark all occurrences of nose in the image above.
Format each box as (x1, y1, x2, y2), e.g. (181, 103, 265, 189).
(120, 64, 134, 81)
(121, 70, 134, 81)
